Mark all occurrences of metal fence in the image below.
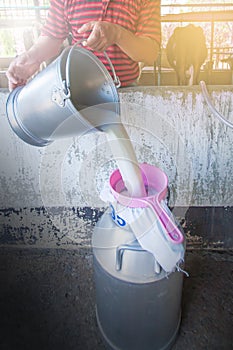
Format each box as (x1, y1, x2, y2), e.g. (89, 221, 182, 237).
(0, 0, 48, 25)
(0, 1, 233, 72)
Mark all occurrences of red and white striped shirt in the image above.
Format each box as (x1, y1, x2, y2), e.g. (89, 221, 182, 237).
(41, 0, 161, 86)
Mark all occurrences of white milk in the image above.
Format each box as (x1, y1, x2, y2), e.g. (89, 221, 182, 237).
(104, 123, 146, 198)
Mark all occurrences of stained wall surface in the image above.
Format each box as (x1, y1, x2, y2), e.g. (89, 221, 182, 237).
(0, 86, 232, 248)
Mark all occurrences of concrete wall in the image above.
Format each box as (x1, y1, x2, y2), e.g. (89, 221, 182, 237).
(0, 86, 232, 248)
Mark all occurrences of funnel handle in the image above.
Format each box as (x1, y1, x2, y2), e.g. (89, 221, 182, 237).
(141, 198, 183, 244)
(153, 198, 183, 244)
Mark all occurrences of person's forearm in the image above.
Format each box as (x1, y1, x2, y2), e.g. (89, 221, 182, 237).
(27, 36, 64, 64)
(6, 35, 64, 91)
(78, 21, 160, 64)
(116, 26, 160, 65)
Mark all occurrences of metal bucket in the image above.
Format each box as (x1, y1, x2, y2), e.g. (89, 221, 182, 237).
(6, 45, 120, 147)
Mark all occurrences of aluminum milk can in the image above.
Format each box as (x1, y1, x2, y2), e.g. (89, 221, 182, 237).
(92, 164, 185, 350)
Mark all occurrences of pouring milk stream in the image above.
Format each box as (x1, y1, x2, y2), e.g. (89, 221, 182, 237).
(104, 122, 147, 198)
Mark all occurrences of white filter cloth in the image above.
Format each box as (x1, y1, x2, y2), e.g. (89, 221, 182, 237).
(100, 187, 185, 273)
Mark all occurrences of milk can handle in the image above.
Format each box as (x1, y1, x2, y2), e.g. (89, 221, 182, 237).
(116, 244, 146, 271)
(116, 244, 161, 274)
(65, 41, 121, 93)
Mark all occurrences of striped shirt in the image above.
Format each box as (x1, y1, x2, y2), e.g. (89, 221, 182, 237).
(41, 0, 161, 86)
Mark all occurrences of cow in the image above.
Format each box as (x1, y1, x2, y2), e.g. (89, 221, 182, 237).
(166, 24, 207, 85)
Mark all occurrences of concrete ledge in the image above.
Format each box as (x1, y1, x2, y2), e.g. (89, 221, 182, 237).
(0, 206, 232, 249)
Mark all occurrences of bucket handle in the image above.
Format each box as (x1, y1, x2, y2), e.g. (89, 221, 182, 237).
(103, 51, 121, 88)
(65, 41, 121, 93)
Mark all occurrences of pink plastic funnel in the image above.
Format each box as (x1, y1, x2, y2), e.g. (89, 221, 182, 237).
(109, 163, 183, 244)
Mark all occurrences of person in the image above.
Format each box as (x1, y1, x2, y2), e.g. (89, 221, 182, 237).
(6, 0, 161, 91)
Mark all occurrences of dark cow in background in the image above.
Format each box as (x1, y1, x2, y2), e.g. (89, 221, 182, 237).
(166, 24, 207, 85)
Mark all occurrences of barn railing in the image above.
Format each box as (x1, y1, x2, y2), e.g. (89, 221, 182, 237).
(0, 1, 233, 85)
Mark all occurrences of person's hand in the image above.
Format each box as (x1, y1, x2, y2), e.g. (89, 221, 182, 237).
(6, 52, 40, 91)
(78, 21, 120, 52)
